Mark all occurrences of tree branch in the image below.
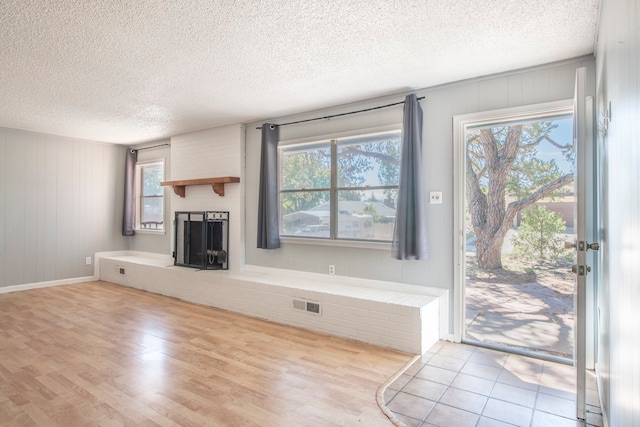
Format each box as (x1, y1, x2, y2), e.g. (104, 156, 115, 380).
(520, 134, 572, 151)
(536, 134, 572, 150)
(339, 147, 399, 166)
(499, 172, 574, 238)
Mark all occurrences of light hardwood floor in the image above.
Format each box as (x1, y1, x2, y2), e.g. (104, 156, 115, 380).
(0, 281, 412, 426)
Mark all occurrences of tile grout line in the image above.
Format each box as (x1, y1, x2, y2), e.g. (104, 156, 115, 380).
(418, 344, 494, 426)
(386, 342, 603, 427)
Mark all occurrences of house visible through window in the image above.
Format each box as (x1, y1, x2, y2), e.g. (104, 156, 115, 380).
(280, 130, 400, 241)
(136, 161, 164, 230)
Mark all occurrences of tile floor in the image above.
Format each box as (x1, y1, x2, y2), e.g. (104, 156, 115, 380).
(383, 341, 603, 427)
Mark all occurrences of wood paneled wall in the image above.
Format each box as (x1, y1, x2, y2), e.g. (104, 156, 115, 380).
(0, 129, 128, 288)
(594, 0, 640, 425)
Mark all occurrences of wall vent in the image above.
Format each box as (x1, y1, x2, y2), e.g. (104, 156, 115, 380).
(115, 266, 126, 275)
(306, 302, 320, 314)
(292, 298, 321, 315)
(292, 299, 306, 311)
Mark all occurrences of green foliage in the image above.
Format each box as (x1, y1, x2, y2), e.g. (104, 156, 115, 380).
(374, 140, 401, 200)
(281, 146, 331, 190)
(337, 138, 400, 188)
(362, 203, 382, 222)
(281, 146, 331, 214)
(337, 146, 374, 187)
(505, 122, 571, 200)
(371, 140, 400, 186)
(511, 205, 572, 263)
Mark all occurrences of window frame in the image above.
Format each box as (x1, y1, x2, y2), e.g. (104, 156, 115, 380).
(278, 126, 401, 244)
(135, 159, 165, 233)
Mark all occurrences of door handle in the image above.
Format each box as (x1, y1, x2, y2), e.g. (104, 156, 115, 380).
(566, 241, 600, 251)
(571, 264, 592, 275)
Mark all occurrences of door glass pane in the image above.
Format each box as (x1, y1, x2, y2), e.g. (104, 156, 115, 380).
(464, 114, 575, 359)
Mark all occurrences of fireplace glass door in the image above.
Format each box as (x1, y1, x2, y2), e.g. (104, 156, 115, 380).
(174, 211, 229, 270)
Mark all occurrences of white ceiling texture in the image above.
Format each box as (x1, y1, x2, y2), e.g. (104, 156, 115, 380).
(1, 0, 600, 145)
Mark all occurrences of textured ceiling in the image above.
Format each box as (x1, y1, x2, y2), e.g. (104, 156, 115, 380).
(1, 0, 600, 144)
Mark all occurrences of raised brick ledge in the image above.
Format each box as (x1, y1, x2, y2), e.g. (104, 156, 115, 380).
(95, 251, 448, 354)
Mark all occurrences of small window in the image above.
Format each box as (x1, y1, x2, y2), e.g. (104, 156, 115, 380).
(280, 130, 400, 241)
(136, 161, 164, 231)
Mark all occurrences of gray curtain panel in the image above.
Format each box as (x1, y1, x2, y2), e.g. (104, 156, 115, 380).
(122, 148, 138, 236)
(393, 94, 428, 260)
(257, 124, 281, 249)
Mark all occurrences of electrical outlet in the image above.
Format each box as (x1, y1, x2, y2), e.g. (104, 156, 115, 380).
(430, 191, 443, 204)
(85, 256, 92, 265)
(328, 265, 335, 275)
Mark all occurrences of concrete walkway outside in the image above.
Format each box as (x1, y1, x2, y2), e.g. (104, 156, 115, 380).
(465, 266, 574, 359)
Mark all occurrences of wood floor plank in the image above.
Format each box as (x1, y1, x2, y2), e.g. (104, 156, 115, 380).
(0, 281, 411, 426)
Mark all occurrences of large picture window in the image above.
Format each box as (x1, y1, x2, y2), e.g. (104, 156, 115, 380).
(280, 130, 400, 241)
(136, 161, 164, 231)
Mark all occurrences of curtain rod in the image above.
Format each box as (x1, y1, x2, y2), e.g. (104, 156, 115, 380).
(130, 143, 169, 152)
(256, 96, 425, 129)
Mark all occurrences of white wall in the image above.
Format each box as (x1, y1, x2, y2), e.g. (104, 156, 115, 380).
(594, 0, 640, 425)
(127, 141, 173, 254)
(168, 125, 244, 271)
(244, 57, 595, 334)
(0, 128, 128, 288)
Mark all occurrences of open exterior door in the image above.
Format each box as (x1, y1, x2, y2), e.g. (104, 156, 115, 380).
(573, 66, 598, 421)
(452, 66, 597, 422)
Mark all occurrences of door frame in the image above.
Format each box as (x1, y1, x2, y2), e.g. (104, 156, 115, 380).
(585, 96, 597, 371)
(574, 66, 599, 420)
(452, 98, 579, 345)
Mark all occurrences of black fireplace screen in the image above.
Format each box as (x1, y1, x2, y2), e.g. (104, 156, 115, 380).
(174, 211, 229, 270)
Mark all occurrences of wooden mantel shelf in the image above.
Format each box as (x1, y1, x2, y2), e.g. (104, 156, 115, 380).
(161, 177, 240, 197)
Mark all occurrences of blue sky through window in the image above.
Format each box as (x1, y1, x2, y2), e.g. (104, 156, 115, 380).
(538, 117, 574, 175)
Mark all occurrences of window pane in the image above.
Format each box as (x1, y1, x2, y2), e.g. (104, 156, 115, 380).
(337, 189, 397, 240)
(281, 143, 331, 190)
(281, 191, 330, 237)
(141, 197, 163, 228)
(142, 163, 163, 196)
(337, 132, 400, 188)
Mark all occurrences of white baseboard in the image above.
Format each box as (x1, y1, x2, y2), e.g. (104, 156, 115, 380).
(0, 276, 98, 294)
